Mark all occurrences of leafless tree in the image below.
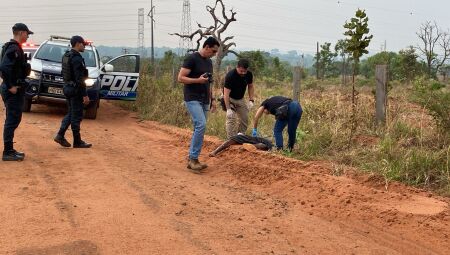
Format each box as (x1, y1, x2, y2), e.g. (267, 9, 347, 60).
(416, 21, 450, 77)
(171, 0, 238, 86)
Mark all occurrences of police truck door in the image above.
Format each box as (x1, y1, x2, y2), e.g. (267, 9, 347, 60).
(99, 54, 140, 100)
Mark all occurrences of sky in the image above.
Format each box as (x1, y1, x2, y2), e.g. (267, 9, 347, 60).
(1, 0, 450, 55)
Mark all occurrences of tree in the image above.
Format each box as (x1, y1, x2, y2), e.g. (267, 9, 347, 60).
(335, 39, 352, 85)
(270, 57, 291, 81)
(314, 42, 337, 79)
(343, 8, 373, 143)
(398, 46, 423, 84)
(416, 21, 450, 78)
(439, 64, 450, 82)
(238, 50, 267, 76)
(344, 8, 373, 96)
(171, 0, 238, 86)
(359, 51, 398, 79)
(159, 50, 178, 73)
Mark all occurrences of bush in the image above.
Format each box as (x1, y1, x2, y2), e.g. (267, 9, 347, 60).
(412, 77, 450, 135)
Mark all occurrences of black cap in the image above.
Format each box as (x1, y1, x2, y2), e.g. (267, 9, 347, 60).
(12, 23, 33, 34)
(70, 35, 87, 47)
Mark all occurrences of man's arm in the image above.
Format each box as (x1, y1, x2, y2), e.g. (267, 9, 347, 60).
(177, 67, 208, 85)
(209, 140, 238, 157)
(0, 46, 18, 90)
(223, 87, 232, 110)
(253, 106, 265, 129)
(248, 83, 255, 101)
(72, 56, 88, 97)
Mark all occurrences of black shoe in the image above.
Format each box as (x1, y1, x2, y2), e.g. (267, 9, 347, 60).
(2, 151, 24, 161)
(54, 135, 71, 147)
(11, 149, 25, 158)
(73, 140, 92, 148)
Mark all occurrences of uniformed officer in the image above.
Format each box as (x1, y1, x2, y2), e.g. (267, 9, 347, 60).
(0, 23, 33, 161)
(53, 35, 92, 149)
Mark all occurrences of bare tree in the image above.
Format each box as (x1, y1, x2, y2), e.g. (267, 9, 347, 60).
(171, 0, 238, 86)
(416, 21, 450, 78)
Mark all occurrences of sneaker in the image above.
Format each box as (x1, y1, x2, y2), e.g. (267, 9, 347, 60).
(54, 135, 71, 147)
(73, 140, 92, 148)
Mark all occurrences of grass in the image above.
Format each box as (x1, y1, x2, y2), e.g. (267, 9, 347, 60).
(119, 72, 450, 196)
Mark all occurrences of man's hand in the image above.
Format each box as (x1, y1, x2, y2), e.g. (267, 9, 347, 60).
(83, 96, 90, 105)
(252, 128, 258, 137)
(226, 109, 235, 118)
(197, 74, 209, 84)
(8, 86, 18, 94)
(247, 100, 254, 109)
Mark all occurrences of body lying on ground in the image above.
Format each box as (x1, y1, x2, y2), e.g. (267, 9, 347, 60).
(209, 133, 273, 157)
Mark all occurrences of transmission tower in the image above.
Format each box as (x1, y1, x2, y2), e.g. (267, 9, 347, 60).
(179, 0, 193, 56)
(137, 8, 145, 57)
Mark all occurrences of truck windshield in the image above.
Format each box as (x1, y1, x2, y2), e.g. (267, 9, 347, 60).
(34, 44, 96, 67)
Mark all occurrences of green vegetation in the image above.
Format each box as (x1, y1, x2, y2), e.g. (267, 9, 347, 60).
(117, 10, 449, 196)
(119, 67, 449, 196)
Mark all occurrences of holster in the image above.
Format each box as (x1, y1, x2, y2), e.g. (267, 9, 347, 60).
(63, 81, 78, 98)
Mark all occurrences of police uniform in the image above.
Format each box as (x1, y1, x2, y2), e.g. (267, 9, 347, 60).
(54, 36, 91, 148)
(0, 23, 33, 161)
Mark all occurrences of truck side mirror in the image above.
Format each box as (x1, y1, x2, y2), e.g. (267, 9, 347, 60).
(103, 64, 114, 72)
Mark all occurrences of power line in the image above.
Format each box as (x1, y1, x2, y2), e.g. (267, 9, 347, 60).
(0, 1, 150, 9)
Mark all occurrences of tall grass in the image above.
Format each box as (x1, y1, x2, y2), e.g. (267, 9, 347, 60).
(121, 71, 450, 196)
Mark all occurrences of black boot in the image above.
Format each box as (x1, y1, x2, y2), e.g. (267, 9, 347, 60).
(54, 134, 71, 147)
(73, 133, 92, 148)
(3, 150, 24, 161)
(12, 149, 25, 158)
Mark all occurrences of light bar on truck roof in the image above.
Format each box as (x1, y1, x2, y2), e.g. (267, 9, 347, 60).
(49, 35, 71, 41)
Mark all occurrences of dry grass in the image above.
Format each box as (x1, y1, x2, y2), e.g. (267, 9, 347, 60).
(118, 73, 450, 196)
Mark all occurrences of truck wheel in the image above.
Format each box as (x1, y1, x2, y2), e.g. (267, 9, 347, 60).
(84, 100, 98, 119)
(22, 98, 32, 112)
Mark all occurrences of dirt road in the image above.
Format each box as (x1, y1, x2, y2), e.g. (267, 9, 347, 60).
(0, 102, 449, 255)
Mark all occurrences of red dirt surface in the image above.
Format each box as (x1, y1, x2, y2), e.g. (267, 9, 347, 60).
(0, 102, 449, 255)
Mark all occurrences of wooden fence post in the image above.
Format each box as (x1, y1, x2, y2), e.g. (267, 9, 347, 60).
(293, 66, 301, 101)
(375, 65, 388, 125)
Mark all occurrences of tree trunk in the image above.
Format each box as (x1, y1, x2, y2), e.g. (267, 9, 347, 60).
(213, 48, 224, 89)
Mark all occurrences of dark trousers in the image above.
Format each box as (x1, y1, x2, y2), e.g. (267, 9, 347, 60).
(58, 95, 83, 141)
(273, 101, 303, 150)
(1, 84, 24, 152)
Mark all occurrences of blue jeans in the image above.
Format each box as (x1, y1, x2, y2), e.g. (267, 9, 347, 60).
(185, 101, 209, 160)
(273, 101, 302, 150)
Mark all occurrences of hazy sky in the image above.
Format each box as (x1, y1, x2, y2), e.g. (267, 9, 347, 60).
(1, 0, 450, 54)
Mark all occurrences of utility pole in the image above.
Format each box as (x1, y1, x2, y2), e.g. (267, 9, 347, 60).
(179, 0, 193, 57)
(316, 42, 319, 79)
(137, 8, 145, 57)
(147, 0, 155, 65)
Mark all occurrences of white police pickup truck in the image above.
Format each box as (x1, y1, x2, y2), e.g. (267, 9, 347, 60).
(26, 35, 140, 119)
